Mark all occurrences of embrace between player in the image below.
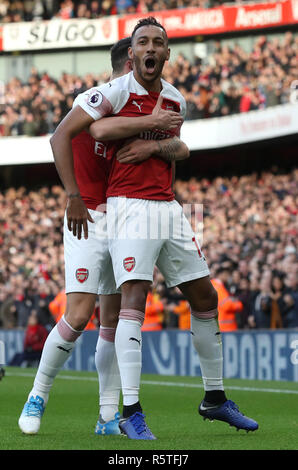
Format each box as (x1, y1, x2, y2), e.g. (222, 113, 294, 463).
(19, 17, 258, 439)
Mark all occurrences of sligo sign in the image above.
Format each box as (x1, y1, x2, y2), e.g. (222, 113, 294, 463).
(2, 17, 117, 51)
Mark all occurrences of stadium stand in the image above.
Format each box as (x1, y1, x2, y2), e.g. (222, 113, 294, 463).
(0, 0, 253, 22)
(0, 170, 297, 330)
(0, 1, 297, 333)
(1, 31, 297, 136)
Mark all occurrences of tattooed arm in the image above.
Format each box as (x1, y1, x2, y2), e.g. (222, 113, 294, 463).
(116, 136, 189, 164)
(154, 136, 189, 162)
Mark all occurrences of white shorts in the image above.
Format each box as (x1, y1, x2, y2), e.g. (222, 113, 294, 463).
(64, 209, 118, 295)
(107, 197, 210, 289)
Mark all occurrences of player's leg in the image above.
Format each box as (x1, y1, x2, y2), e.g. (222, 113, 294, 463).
(116, 279, 156, 439)
(30, 292, 96, 401)
(94, 293, 122, 435)
(18, 209, 102, 434)
(106, 197, 160, 439)
(179, 276, 258, 431)
(94, 223, 123, 435)
(18, 292, 97, 434)
(117, 280, 150, 413)
(178, 276, 226, 403)
(158, 201, 258, 431)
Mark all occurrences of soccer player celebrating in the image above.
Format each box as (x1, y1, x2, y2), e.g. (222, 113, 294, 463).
(79, 17, 259, 439)
(18, 36, 189, 437)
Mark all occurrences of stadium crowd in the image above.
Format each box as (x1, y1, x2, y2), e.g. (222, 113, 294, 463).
(1, 31, 297, 137)
(0, 168, 297, 332)
(0, 0, 260, 23)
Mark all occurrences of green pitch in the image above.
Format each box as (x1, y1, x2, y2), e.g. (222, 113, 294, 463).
(1, 367, 297, 451)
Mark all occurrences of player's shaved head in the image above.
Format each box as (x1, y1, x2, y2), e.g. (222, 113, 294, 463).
(110, 37, 132, 74)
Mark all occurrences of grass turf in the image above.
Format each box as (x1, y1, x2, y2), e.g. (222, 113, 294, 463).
(1, 367, 298, 451)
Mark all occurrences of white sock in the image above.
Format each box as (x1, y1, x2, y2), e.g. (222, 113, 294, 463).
(191, 315, 224, 391)
(95, 327, 121, 422)
(29, 316, 82, 404)
(115, 318, 142, 407)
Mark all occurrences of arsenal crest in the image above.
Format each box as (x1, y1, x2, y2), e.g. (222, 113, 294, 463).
(76, 268, 89, 283)
(123, 257, 135, 272)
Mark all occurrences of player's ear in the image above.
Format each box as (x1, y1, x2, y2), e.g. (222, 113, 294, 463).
(128, 46, 133, 60)
(166, 47, 170, 61)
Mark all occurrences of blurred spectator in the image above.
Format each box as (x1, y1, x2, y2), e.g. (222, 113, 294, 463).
(142, 288, 164, 331)
(279, 272, 298, 328)
(0, 289, 16, 328)
(230, 277, 253, 329)
(163, 286, 186, 328)
(23, 112, 39, 136)
(248, 276, 275, 329)
(211, 266, 243, 331)
(49, 289, 67, 324)
(57, 0, 75, 19)
(9, 311, 48, 366)
(172, 296, 191, 330)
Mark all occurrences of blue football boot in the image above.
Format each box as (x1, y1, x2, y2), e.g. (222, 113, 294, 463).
(119, 412, 156, 440)
(199, 399, 258, 432)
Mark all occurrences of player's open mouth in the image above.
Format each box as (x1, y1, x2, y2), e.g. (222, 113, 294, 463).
(144, 57, 156, 74)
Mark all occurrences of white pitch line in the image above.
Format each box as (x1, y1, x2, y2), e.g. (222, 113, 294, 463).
(5, 370, 298, 395)
(142, 380, 298, 395)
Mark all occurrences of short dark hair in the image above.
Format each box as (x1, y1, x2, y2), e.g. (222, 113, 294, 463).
(215, 265, 233, 275)
(110, 37, 131, 73)
(131, 16, 168, 42)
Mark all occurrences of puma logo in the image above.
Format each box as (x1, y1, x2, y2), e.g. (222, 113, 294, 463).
(132, 100, 143, 112)
(129, 337, 141, 346)
(57, 345, 72, 353)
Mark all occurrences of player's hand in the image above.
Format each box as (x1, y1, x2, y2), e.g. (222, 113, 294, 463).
(116, 138, 157, 164)
(66, 195, 94, 240)
(151, 94, 184, 131)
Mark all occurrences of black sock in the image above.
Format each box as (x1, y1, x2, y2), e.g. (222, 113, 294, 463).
(204, 390, 227, 406)
(123, 401, 142, 418)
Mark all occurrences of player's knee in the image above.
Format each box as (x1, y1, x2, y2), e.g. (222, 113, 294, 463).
(65, 294, 96, 330)
(65, 310, 90, 331)
(121, 280, 151, 312)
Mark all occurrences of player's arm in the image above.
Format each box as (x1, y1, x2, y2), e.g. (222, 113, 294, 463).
(154, 136, 189, 162)
(116, 136, 189, 164)
(89, 94, 183, 141)
(49, 106, 95, 240)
